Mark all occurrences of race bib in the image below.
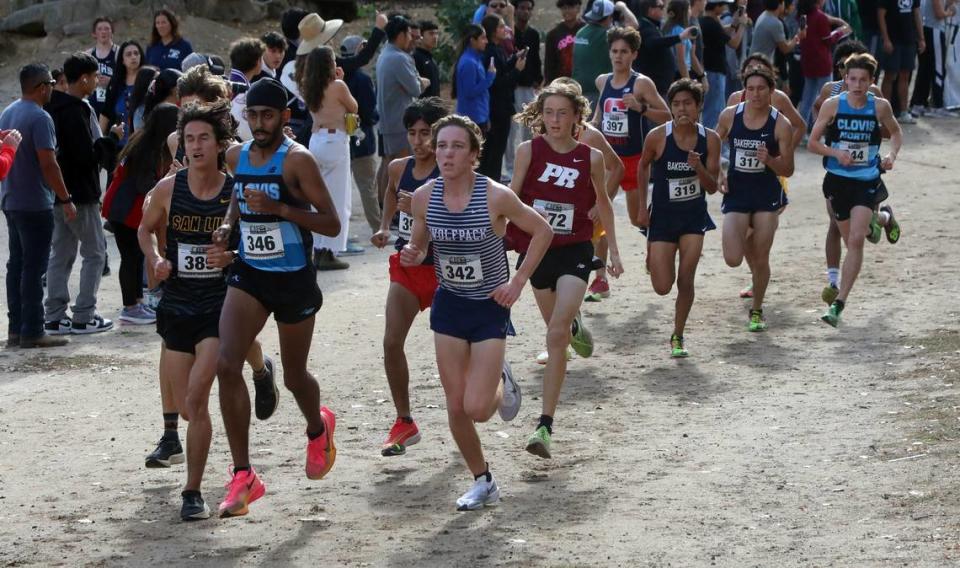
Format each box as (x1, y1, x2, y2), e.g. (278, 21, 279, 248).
(533, 199, 574, 235)
(668, 177, 701, 202)
(602, 111, 629, 137)
(398, 211, 413, 240)
(735, 149, 764, 173)
(837, 141, 869, 165)
(439, 254, 484, 288)
(240, 221, 285, 260)
(95, 86, 107, 103)
(177, 243, 220, 279)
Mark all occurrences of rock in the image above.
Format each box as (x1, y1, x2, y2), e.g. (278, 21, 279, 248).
(0, 0, 140, 36)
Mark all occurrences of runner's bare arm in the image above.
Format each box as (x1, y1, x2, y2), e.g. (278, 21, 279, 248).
(812, 81, 834, 122)
(592, 75, 609, 127)
(875, 98, 902, 169)
(510, 141, 532, 196)
(636, 76, 671, 124)
(701, 128, 722, 193)
(275, 149, 341, 237)
(582, 124, 624, 200)
(760, 114, 796, 177)
(774, 90, 807, 149)
(714, 105, 735, 140)
(137, 177, 174, 279)
(590, 147, 623, 277)
(635, 126, 665, 227)
(399, 180, 434, 266)
(488, 182, 552, 307)
(372, 158, 408, 247)
(807, 97, 841, 159)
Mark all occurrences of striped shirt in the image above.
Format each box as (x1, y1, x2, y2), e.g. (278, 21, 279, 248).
(426, 175, 510, 300)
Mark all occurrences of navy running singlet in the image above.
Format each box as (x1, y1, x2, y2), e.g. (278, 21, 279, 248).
(597, 72, 646, 156)
(395, 159, 440, 261)
(651, 122, 709, 215)
(726, 102, 782, 194)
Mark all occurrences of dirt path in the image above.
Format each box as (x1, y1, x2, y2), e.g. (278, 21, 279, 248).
(1, 118, 959, 567)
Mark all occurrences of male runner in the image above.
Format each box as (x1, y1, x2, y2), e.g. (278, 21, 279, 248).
(211, 78, 341, 517)
(808, 54, 902, 327)
(138, 101, 237, 520)
(370, 97, 447, 456)
(592, 26, 669, 300)
(715, 66, 795, 331)
(510, 81, 623, 458)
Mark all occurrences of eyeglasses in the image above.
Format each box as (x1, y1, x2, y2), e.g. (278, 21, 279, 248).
(35, 79, 56, 89)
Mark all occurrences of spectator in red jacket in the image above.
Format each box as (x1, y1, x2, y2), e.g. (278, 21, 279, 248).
(0, 129, 22, 179)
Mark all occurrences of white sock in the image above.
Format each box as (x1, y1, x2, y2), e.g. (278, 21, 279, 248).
(877, 211, 890, 226)
(827, 268, 840, 287)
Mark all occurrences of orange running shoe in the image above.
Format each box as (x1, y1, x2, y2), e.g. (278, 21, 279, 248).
(306, 406, 337, 479)
(381, 417, 422, 456)
(218, 467, 265, 518)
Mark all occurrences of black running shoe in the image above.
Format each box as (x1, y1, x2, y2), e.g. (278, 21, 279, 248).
(254, 356, 279, 420)
(180, 491, 210, 521)
(145, 435, 185, 468)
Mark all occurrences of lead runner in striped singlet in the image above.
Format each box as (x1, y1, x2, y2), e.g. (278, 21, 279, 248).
(400, 115, 553, 511)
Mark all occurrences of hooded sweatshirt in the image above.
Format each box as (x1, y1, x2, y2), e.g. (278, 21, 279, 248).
(44, 89, 114, 205)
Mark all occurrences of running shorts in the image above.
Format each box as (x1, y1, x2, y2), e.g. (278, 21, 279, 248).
(721, 183, 789, 214)
(227, 260, 323, 324)
(620, 153, 642, 192)
(156, 310, 219, 355)
(389, 252, 437, 312)
(430, 288, 515, 343)
(519, 240, 594, 291)
(822, 172, 881, 221)
(646, 207, 716, 243)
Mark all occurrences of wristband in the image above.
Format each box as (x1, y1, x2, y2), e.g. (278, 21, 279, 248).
(56, 195, 72, 204)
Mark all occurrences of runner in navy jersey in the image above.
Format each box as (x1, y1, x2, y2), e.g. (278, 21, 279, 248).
(509, 81, 623, 459)
(400, 114, 552, 511)
(636, 79, 721, 358)
(370, 97, 448, 457)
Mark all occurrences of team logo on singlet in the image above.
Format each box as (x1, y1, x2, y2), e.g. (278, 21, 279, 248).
(536, 162, 580, 188)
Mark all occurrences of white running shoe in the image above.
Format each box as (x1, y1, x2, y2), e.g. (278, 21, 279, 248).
(456, 474, 500, 511)
(909, 105, 927, 117)
(535, 347, 574, 365)
(898, 111, 917, 124)
(498, 361, 521, 422)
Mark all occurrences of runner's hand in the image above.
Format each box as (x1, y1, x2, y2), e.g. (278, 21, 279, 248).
(399, 243, 425, 266)
(687, 150, 702, 170)
(489, 278, 524, 308)
(243, 188, 281, 215)
(376, 11, 388, 30)
(488, 57, 497, 73)
(212, 223, 233, 245)
(110, 123, 124, 139)
(719, 173, 729, 194)
(167, 159, 185, 177)
(756, 143, 770, 164)
(283, 125, 296, 140)
(622, 92, 640, 111)
(587, 204, 600, 222)
(206, 246, 234, 269)
(634, 207, 650, 228)
(883, 40, 894, 54)
(153, 257, 172, 281)
(607, 251, 624, 279)
(881, 153, 895, 170)
(397, 191, 413, 214)
(834, 150, 853, 167)
(371, 230, 391, 248)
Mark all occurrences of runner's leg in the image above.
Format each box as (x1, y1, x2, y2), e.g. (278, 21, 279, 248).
(383, 282, 421, 418)
(276, 315, 324, 433)
(183, 338, 219, 492)
(836, 205, 874, 302)
(536, 275, 588, 419)
(436, 333, 486, 475)
(648, 241, 679, 297)
(746, 212, 779, 311)
(722, 212, 751, 268)
(675, 234, 705, 337)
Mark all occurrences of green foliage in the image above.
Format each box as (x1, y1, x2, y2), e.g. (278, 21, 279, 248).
(434, 0, 479, 84)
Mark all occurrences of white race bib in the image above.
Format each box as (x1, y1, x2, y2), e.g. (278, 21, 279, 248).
(602, 111, 629, 137)
(837, 141, 869, 165)
(734, 149, 764, 173)
(240, 221, 285, 260)
(398, 211, 413, 240)
(668, 177, 702, 202)
(177, 243, 220, 279)
(533, 199, 575, 234)
(439, 254, 484, 288)
(95, 86, 107, 103)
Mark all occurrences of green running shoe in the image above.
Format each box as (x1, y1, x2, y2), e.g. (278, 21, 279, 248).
(867, 212, 883, 244)
(821, 302, 842, 327)
(570, 311, 594, 358)
(670, 334, 689, 358)
(525, 425, 552, 459)
(748, 309, 767, 332)
(881, 205, 900, 244)
(821, 284, 839, 305)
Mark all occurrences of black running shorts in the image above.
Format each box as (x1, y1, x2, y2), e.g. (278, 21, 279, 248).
(156, 310, 220, 354)
(822, 172, 881, 221)
(227, 260, 323, 324)
(518, 240, 594, 291)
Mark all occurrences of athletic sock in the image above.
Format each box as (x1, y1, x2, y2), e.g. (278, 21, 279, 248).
(307, 423, 326, 440)
(163, 413, 178, 434)
(538, 414, 553, 434)
(827, 268, 840, 287)
(233, 465, 251, 475)
(181, 489, 201, 498)
(400, 416, 414, 424)
(474, 463, 492, 482)
(834, 299, 846, 313)
(252, 365, 268, 380)
(877, 210, 890, 226)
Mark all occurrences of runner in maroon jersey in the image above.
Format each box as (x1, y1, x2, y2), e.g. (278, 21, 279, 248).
(508, 81, 624, 459)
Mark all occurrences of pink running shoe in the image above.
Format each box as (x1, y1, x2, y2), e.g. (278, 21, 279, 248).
(306, 406, 337, 480)
(218, 467, 265, 518)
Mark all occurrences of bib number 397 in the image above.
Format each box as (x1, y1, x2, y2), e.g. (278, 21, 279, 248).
(398, 212, 413, 240)
(602, 111, 629, 137)
(240, 221, 285, 260)
(439, 254, 484, 288)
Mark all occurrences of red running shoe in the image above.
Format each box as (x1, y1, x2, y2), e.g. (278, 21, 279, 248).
(381, 417, 422, 456)
(306, 406, 337, 480)
(218, 467, 266, 518)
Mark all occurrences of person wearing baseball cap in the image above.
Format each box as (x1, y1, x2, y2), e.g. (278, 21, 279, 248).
(572, 0, 638, 105)
(699, 0, 745, 128)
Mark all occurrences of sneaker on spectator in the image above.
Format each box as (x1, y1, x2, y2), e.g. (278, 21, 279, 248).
(928, 107, 959, 118)
(71, 314, 114, 335)
(44, 318, 72, 335)
(119, 304, 157, 325)
(909, 105, 927, 117)
(897, 111, 917, 124)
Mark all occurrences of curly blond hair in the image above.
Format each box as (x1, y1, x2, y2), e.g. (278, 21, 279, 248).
(513, 81, 590, 137)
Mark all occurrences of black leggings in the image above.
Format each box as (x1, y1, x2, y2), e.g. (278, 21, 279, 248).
(478, 115, 511, 182)
(111, 221, 144, 307)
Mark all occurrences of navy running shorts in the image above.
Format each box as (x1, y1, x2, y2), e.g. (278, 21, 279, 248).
(430, 288, 515, 343)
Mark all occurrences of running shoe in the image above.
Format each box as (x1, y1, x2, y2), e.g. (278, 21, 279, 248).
(71, 314, 113, 335)
(584, 276, 610, 302)
(381, 417, 421, 456)
(253, 357, 279, 420)
(119, 304, 156, 325)
(498, 361, 521, 422)
(867, 212, 883, 244)
(536, 347, 574, 365)
(455, 474, 500, 511)
(315, 248, 349, 270)
(305, 406, 337, 480)
(670, 334, 689, 358)
(898, 111, 917, 125)
(570, 311, 594, 358)
(180, 491, 210, 521)
(821, 284, 839, 305)
(748, 309, 767, 332)
(218, 467, 266, 518)
(928, 107, 960, 118)
(145, 435, 184, 468)
(44, 318, 72, 335)
(821, 302, 842, 328)
(338, 241, 366, 256)
(909, 105, 927, 117)
(739, 283, 754, 298)
(525, 425, 552, 459)
(880, 205, 900, 244)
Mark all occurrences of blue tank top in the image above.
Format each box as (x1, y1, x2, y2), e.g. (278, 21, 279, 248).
(825, 92, 881, 181)
(727, 103, 782, 194)
(651, 122, 709, 215)
(395, 159, 440, 263)
(234, 138, 311, 272)
(598, 72, 645, 157)
(425, 175, 510, 300)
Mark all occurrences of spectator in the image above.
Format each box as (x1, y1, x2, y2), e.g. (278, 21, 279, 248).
(798, 0, 849, 125)
(0, 130, 19, 179)
(101, 103, 179, 325)
(142, 68, 181, 123)
(0, 64, 75, 348)
(99, 40, 144, 144)
(909, 0, 957, 117)
(825, 0, 862, 38)
(878, 0, 924, 122)
(635, 0, 695, 95)
(752, 0, 803, 62)
(52, 68, 67, 92)
(473, 0, 517, 53)
(700, 0, 747, 127)
(43, 52, 117, 336)
(259, 31, 287, 79)
(689, 0, 709, 85)
(88, 17, 117, 119)
(279, 7, 309, 70)
(479, 14, 527, 180)
(574, 0, 638, 106)
(145, 9, 193, 71)
(664, 0, 694, 79)
(408, 19, 423, 53)
(375, 16, 426, 203)
(414, 20, 442, 98)
(860, 0, 882, 53)
(340, 36, 382, 234)
(505, 0, 543, 181)
(228, 37, 266, 140)
(721, 0, 751, 96)
(127, 66, 158, 133)
(545, 0, 586, 83)
(453, 24, 497, 125)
